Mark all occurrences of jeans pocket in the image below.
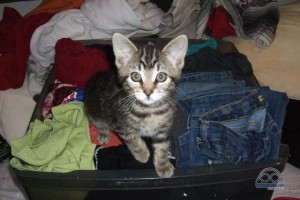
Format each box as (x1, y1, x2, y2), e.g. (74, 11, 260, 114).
(215, 107, 273, 163)
(194, 121, 241, 165)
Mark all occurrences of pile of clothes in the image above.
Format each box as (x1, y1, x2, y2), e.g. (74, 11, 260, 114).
(1, 0, 279, 94)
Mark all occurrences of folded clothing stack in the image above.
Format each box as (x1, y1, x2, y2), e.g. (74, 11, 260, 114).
(171, 71, 289, 168)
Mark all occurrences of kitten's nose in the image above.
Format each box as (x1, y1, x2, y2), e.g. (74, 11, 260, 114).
(144, 90, 153, 97)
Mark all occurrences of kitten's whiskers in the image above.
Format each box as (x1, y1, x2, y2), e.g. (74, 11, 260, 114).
(114, 94, 136, 115)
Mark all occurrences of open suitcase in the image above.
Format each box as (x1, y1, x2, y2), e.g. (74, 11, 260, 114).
(11, 38, 289, 200)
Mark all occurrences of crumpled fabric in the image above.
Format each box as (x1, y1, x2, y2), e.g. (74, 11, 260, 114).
(0, 7, 53, 90)
(220, 0, 279, 48)
(42, 79, 76, 119)
(81, 0, 164, 34)
(10, 102, 96, 172)
(207, 6, 236, 39)
(158, 0, 201, 38)
(55, 38, 111, 88)
(126, 0, 164, 30)
(159, 0, 279, 48)
(30, 0, 164, 67)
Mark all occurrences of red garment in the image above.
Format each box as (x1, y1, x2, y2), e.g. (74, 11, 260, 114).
(207, 6, 236, 39)
(0, 7, 54, 90)
(89, 122, 123, 148)
(55, 38, 110, 88)
(42, 79, 77, 119)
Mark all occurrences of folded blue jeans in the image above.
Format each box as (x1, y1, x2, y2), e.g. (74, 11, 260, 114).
(176, 86, 288, 168)
(171, 72, 245, 158)
(179, 71, 233, 82)
(176, 71, 246, 112)
(177, 73, 288, 131)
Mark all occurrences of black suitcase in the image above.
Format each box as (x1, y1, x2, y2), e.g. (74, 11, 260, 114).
(11, 38, 289, 200)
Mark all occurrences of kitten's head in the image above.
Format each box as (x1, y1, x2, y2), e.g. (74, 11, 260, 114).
(112, 33, 188, 105)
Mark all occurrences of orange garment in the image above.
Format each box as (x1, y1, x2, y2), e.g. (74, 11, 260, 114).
(25, 0, 84, 17)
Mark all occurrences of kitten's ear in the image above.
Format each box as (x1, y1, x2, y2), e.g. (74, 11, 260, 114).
(162, 35, 188, 70)
(112, 33, 138, 68)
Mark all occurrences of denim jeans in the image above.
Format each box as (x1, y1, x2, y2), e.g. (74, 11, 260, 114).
(179, 71, 232, 83)
(176, 71, 246, 111)
(171, 72, 245, 158)
(174, 72, 288, 168)
(259, 87, 289, 129)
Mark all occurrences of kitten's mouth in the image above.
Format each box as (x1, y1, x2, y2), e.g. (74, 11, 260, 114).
(141, 97, 157, 105)
(135, 95, 159, 105)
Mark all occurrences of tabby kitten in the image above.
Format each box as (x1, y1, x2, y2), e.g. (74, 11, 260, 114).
(84, 33, 188, 178)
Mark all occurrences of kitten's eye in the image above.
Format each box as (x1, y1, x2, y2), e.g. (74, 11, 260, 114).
(131, 72, 142, 82)
(156, 72, 167, 82)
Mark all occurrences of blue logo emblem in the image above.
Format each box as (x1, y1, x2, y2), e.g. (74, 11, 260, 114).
(255, 167, 285, 190)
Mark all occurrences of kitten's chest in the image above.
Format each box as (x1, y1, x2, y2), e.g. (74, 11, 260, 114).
(137, 113, 170, 137)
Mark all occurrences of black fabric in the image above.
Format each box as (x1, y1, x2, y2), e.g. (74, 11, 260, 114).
(0, 135, 11, 163)
(183, 47, 253, 78)
(94, 141, 176, 170)
(94, 144, 155, 170)
(151, 0, 173, 13)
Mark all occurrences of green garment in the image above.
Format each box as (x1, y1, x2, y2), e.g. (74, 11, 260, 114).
(186, 39, 218, 56)
(10, 102, 95, 172)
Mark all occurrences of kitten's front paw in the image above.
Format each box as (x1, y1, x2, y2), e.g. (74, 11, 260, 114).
(133, 148, 150, 163)
(155, 161, 174, 178)
(97, 133, 110, 145)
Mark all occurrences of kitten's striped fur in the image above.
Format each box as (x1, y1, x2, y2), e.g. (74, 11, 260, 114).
(85, 33, 188, 177)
